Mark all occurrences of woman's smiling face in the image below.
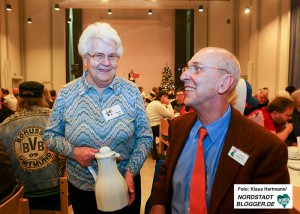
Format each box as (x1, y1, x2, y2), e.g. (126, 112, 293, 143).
(84, 38, 118, 89)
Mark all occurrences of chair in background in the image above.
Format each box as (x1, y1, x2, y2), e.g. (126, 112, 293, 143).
(144, 159, 164, 214)
(29, 177, 70, 214)
(59, 177, 69, 214)
(158, 118, 169, 156)
(0, 186, 29, 214)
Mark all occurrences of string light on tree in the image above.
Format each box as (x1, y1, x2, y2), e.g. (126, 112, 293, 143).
(160, 64, 175, 92)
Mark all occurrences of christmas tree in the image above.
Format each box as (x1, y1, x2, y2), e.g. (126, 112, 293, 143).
(160, 64, 175, 92)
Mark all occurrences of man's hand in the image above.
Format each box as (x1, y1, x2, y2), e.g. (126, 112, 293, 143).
(73, 147, 99, 167)
(124, 170, 135, 206)
(284, 122, 293, 134)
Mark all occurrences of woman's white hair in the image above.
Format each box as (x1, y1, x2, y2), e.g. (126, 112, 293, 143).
(78, 22, 123, 57)
(275, 90, 291, 99)
(291, 89, 300, 101)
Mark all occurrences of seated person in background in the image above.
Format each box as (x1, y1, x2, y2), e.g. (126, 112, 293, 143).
(0, 89, 15, 123)
(168, 87, 175, 99)
(286, 85, 296, 95)
(50, 89, 57, 102)
(247, 97, 294, 141)
(12, 87, 20, 99)
(276, 90, 291, 99)
(1, 88, 18, 111)
(0, 140, 20, 205)
(0, 81, 64, 210)
(256, 89, 269, 104)
(146, 91, 174, 159)
(171, 89, 185, 114)
(244, 88, 269, 116)
(138, 86, 146, 102)
(43, 87, 54, 109)
(286, 89, 300, 146)
(145, 87, 159, 106)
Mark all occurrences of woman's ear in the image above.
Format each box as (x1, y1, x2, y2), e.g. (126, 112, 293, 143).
(83, 55, 88, 66)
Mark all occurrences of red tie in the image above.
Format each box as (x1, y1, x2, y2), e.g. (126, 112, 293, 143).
(190, 128, 208, 214)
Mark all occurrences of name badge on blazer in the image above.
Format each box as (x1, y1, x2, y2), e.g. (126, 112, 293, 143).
(228, 146, 249, 166)
(102, 105, 124, 121)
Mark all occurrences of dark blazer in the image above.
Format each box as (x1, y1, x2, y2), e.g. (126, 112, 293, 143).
(151, 107, 290, 214)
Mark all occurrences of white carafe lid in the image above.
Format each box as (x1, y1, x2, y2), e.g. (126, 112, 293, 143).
(96, 146, 119, 158)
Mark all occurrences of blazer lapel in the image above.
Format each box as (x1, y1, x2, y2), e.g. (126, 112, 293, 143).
(209, 108, 252, 213)
(167, 113, 198, 169)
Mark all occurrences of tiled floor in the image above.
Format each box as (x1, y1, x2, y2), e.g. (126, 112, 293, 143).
(140, 156, 156, 214)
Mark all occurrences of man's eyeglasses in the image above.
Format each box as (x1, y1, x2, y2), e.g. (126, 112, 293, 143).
(182, 65, 229, 75)
(87, 53, 120, 63)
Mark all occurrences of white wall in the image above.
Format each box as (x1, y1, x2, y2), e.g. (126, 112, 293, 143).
(82, 9, 175, 93)
(0, 0, 291, 98)
(194, 1, 235, 56)
(0, 0, 66, 92)
(0, 0, 22, 90)
(245, 0, 290, 99)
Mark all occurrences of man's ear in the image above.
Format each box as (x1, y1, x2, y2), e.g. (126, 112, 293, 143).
(272, 110, 279, 117)
(218, 74, 234, 95)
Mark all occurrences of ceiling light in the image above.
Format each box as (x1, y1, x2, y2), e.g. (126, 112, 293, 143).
(244, 6, 250, 14)
(198, 5, 204, 12)
(148, 9, 152, 15)
(108, 9, 112, 15)
(27, 18, 32, 24)
(67, 17, 72, 24)
(6, 4, 12, 11)
(55, 4, 60, 11)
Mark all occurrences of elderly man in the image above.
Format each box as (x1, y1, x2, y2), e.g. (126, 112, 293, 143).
(150, 47, 289, 214)
(256, 89, 269, 106)
(248, 97, 294, 142)
(244, 89, 269, 116)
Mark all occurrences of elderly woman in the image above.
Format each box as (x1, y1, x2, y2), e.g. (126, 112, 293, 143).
(286, 89, 300, 146)
(43, 22, 152, 214)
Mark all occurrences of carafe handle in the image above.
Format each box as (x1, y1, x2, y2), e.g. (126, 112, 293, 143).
(88, 166, 98, 181)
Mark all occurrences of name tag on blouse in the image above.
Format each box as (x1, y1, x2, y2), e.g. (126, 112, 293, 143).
(102, 105, 124, 121)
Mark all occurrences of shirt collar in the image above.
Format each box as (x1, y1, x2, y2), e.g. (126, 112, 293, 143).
(198, 105, 232, 143)
(79, 70, 121, 95)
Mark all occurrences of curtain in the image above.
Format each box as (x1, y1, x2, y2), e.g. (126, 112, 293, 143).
(289, 0, 300, 89)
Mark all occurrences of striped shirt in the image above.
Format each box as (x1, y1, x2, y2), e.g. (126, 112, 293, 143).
(43, 71, 153, 190)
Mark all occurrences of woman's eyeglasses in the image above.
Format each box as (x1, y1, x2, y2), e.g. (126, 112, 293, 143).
(87, 53, 120, 63)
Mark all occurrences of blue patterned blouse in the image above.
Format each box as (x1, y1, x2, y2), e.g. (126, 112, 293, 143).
(43, 71, 153, 191)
